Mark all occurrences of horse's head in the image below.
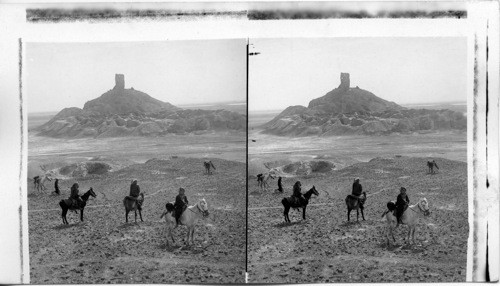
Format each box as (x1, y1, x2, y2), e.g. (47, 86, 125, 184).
(418, 198, 430, 216)
(198, 198, 209, 217)
(310, 185, 319, 196)
(88, 187, 97, 198)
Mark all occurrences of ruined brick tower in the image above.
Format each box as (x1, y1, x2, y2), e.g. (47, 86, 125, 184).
(114, 74, 125, 90)
(339, 72, 350, 91)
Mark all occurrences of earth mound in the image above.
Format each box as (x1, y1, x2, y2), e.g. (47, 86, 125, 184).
(262, 73, 466, 136)
(36, 74, 246, 138)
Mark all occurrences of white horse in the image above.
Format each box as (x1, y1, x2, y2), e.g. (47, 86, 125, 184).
(258, 172, 276, 191)
(382, 198, 431, 246)
(160, 198, 209, 246)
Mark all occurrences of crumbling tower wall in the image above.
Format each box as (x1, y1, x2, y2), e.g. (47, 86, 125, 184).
(114, 74, 125, 90)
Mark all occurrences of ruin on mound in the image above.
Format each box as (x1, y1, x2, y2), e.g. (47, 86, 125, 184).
(37, 74, 246, 138)
(262, 73, 466, 136)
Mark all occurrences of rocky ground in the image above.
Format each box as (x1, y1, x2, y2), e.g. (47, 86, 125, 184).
(247, 156, 468, 283)
(28, 157, 246, 284)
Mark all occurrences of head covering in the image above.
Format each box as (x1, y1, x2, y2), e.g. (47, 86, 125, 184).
(179, 187, 185, 194)
(354, 177, 360, 182)
(131, 179, 137, 185)
(400, 187, 407, 192)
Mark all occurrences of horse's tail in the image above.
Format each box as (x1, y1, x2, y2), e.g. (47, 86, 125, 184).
(281, 197, 288, 207)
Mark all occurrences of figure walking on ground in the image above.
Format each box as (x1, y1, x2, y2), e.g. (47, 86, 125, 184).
(395, 187, 410, 227)
(174, 187, 189, 226)
(275, 176, 283, 193)
(129, 179, 142, 210)
(53, 178, 60, 195)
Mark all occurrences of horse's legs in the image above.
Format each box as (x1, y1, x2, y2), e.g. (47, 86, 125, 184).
(62, 207, 68, 224)
(80, 208, 84, 222)
(139, 209, 143, 222)
(361, 208, 366, 221)
(356, 208, 359, 222)
(191, 228, 195, 245)
(302, 207, 306, 220)
(125, 210, 129, 223)
(347, 209, 351, 222)
(134, 210, 137, 223)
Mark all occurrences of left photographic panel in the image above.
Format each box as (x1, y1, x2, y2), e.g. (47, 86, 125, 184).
(25, 40, 247, 284)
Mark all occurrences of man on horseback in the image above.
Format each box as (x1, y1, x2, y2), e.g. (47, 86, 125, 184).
(395, 187, 410, 227)
(292, 181, 304, 205)
(129, 179, 142, 211)
(174, 187, 189, 226)
(351, 178, 364, 210)
(69, 183, 83, 208)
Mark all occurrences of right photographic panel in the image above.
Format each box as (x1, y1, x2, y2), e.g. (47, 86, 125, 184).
(247, 37, 468, 283)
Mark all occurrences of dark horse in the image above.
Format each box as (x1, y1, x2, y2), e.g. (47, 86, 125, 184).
(427, 160, 439, 174)
(204, 161, 216, 175)
(345, 192, 366, 222)
(124, 193, 144, 223)
(281, 185, 319, 223)
(59, 188, 96, 224)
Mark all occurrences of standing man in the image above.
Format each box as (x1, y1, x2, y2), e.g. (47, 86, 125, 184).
(53, 178, 60, 195)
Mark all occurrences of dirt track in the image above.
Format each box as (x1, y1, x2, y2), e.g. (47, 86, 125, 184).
(248, 156, 467, 283)
(28, 157, 245, 284)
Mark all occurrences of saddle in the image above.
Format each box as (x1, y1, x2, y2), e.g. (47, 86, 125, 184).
(125, 195, 143, 206)
(290, 196, 305, 208)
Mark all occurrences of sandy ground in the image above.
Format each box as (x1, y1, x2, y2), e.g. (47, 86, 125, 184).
(28, 132, 246, 283)
(247, 129, 468, 283)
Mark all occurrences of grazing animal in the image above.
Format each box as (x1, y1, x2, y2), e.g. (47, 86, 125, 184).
(123, 193, 144, 223)
(204, 161, 216, 175)
(281, 185, 319, 223)
(258, 172, 275, 190)
(345, 192, 366, 222)
(427, 160, 439, 174)
(382, 198, 430, 245)
(33, 174, 52, 191)
(58, 188, 96, 224)
(161, 198, 209, 246)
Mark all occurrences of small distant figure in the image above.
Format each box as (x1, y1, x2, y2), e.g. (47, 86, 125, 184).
(292, 181, 304, 205)
(204, 161, 216, 175)
(352, 178, 364, 210)
(174, 187, 189, 226)
(275, 176, 283, 193)
(427, 160, 439, 174)
(53, 178, 60, 195)
(33, 176, 40, 191)
(257, 173, 263, 187)
(129, 179, 142, 210)
(251, 139, 256, 142)
(395, 187, 410, 227)
(69, 183, 83, 209)
(258, 172, 275, 190)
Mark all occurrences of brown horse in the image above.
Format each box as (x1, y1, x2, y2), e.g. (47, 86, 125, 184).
(123, 193, 144, 223)
(281, 185, 319, 223)
(345, 192, 366, 222)
(59, 188, 96, 224)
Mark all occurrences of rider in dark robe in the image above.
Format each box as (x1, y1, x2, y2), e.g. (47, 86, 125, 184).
(70, 183, 83, 208)
(292, 181, 304, 205)
(54, 178, 60, 195)
(395, 187, 410, 227)
(277, 176, 283, 192)
(129, 179, 142, 210)
(174, 187, 189, 226)
(351, 178, 364, 209)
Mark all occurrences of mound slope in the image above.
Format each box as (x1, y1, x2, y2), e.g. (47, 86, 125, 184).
(36, 74, 246, 138)
(262, 73, 466, 136)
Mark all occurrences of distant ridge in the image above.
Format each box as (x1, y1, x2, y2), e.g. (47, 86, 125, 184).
(36, 74, 245, 138)
(262, 73, 466, 136)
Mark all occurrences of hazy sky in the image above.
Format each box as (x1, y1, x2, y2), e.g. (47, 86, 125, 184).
(26, 39, 246, 113)
(249, 37, 467, 111)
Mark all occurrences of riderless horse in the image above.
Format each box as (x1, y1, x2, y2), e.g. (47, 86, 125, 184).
(382, 198, 430, 245)
(427, 160, 439, 174)
(123, 193, 144, 223)
(58, 188, 97, 224)
(204, 161, 216, 175)
(33, 174, 52, 192)
(258, 172, 275, 191)
(345, 192, 366, 222)
(281, 183, 319, 223)
(160, 198, 209, 246)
